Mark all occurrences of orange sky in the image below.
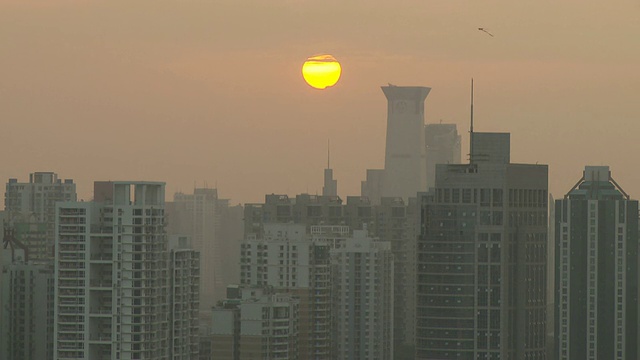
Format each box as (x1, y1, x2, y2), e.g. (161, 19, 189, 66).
(1, 0, 640, 203)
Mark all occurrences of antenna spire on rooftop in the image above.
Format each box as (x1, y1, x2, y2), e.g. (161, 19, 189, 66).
(470, 78, 474, 163)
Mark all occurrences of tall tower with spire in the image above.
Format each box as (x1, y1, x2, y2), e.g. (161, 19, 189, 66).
(381, 85, 430, 200)
(322, 140, 338, 197)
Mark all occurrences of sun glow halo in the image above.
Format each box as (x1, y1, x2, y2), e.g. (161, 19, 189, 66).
(302, 54, 341, 90)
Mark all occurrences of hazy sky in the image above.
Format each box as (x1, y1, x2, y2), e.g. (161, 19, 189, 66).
(2, 0, 640, 203)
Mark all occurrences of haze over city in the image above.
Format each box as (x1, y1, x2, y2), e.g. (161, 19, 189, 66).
(2, 0, 640, 203)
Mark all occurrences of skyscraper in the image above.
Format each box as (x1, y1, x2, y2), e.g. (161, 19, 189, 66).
(331, 231, 394, 360)
(243, 193, 419, 356)
(381, 85, 430, 200)
(362, 85, 431, 203)
(240, 223, 331, 359)
(417, 132, 548, 359)
(554, 166, 638, 360)
(167, 188, 243, 312)
(0, 261, 54, 360)
(169, 236, 201, 360)
(425, 123, 461, 189)
(5, 172, 76, 260)
(54, 181, 199, 360)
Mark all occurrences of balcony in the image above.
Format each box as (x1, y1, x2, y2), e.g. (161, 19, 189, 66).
(89, 280, 113, 289)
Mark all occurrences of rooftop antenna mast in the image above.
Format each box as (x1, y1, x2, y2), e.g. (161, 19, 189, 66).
(470, 78, 474, 164)
(327, 139, 331, 169)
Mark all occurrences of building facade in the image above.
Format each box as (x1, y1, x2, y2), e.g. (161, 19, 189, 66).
(0, 261, 54, 360)
(244, 193, 418, 356)
(417, 132, 548, 359)
(169, 236, 201, 359)
(240, 223, 331, 359)
(425, 123, 461, 189)
(167, 188, 243, 311)
(53, 181, 190, 360)
(554, 166, 639, 360)
(211, 286, 299, 360)
(331, 233, 394, 360)
(5, 172, 76, 261)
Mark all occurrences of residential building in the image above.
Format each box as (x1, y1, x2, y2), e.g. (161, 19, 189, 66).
(554, 166, 639, 360)
(417, 132, 548, 359)
(331, 232, 394, 360)
(244, 194, 419, 356)
(0, 261, 54, 360)
(240, 223, 331, 359)
(211, 286, 299, 360)
(167, 188, 243, 311)
(169, 235, 200, 359)
(54, 181, 172, 360)
(5, 172, 76, 260)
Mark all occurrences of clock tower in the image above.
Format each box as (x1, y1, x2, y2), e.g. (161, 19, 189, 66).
(381, 85, 431, 200)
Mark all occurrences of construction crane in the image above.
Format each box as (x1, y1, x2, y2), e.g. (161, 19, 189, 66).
(2, 225, 29, 263)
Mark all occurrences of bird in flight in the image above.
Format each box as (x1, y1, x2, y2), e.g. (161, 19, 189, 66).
(478, 28, 494, 37)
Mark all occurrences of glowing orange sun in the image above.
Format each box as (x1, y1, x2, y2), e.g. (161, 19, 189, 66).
(302, 54, 342, 90)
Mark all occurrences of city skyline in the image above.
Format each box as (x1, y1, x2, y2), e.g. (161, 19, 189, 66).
(2, 1, 640, 204)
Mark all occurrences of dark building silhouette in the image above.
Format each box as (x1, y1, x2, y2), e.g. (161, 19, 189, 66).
(554, 166, 638, 360)
(417, 132, 548, 359)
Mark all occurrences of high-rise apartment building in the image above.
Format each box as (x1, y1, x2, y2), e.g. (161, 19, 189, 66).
(331, 232, 394, 360)
(5, 172, 76, 260)
(211, 286, 299, 360)
(0, 261, 54, 360)
(425, 123, 461, 189)
(54, 181, 198, 360)
(244, 193, 418, 356)
(554, 166, 639, 360)
(167, 188, 243, 311)
(169, 235, 201, 360)
(240, 223, 331, 359)
(167, 189, 219, 312)
(417, 132, 548, 359)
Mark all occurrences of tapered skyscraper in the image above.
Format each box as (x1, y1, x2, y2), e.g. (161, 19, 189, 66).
(555, 166, 638, 360)
(381, 85, 430, 200)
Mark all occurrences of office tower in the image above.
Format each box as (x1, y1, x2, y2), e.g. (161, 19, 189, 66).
(54, 181, 172, 360)
(417, 132, 548, 359)
(331, 231, 394, 360)
(167, 188, 243, 311)
(240, 223, 331, 359)
(361, 169, 385, 205)
(381, 85, 430, 200)
(244, 194, 418, 356)
(425, 123, 461, 189)
(323, 168, 338, 197)
(5, 172, 76, 260)
(554, 166, 639, 360)
(0, 261, 54, 360)
(169, 235, 201, 359)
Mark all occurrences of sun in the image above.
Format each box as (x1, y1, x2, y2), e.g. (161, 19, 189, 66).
(302, 54, 341, 90)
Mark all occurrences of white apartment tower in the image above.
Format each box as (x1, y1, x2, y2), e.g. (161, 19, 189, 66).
(331, 232, 394, 360)
(54, 182, 171, 360)
(240, 223, 331, 359)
